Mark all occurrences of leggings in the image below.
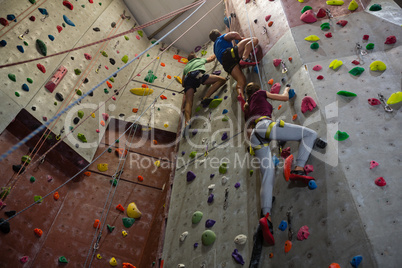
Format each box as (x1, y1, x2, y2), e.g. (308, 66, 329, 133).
(250, 119, 317, 215)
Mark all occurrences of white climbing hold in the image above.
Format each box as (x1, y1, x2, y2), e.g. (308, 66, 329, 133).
(234, 234, 247, 245)
(208, 184, 215, 190)
(180, 231, 189, 242)
(222, 176, 229, 185)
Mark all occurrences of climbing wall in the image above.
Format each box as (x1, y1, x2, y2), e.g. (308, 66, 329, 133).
(162, 0, 401, 267)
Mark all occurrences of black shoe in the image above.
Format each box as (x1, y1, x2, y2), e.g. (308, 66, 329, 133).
(315, 138, 327, 149)
(291, 169, 307, 176)
(201, 98, 213, 107)
(249, 225, 263, 268)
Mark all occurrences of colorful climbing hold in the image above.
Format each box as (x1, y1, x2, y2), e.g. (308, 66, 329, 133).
(219, 163, 228, 174)
(310, 42, 319, 49)
(109, 257, 117, 267)
(63, 15, 75, 26)
(329, 263, 341, 268)
(329, 59, 343, 69)
(187, 171, 196, 182)
(97, 163, 108, 172)
(325, 32, 332, 38)
(300, 10, 317, 23)
(297, 225, 310, 240)
(301, 96, 317, 113)
(375, 177, 386, 187)
(273, 59, 281, 67)
(37, 63, 46, 73)
(369, 4, 382, 11)
(53, 192, 60, 200)
(366, 43, 374, 50)
(58, 256, 68, 263)
(0, 40, 7, 47)
(305, 35, 320, 42)
(284, 240, 292, 253)
(8, 73, 16, 82)
(202, 230, 216, 246)
(334, 130, 349, 141)
(349, 67, 364, 76)
(370, 160, 379, 169)
(336, 20, 348, 27)
(34, 195, 43, 202)
(350, 255, 363, 268)
(34, 228, 43, 237)
(122, 217, 135, 228)
(30, 176, 35, 182)
(232, 249, 245, 265)
(384, 35, 396, 45)
(348, 0, 359, 10)
(369, 60, 386, 71)
(313, 65, 322, 71)
(127, 202, 142, 218)
(268, 21, 273, 27)
(301, 6, 312, 14)
(192, 211, 203, 224)
(317, 8, 326, 18)
(292, 114, 298, 121)
(17, 45, 24, 53)
(337, 91, 357, 97)
(321, 22, 330, 31)
(209, 98, 222, 108)
(326, 0, 344, 5)
(270, 83, 281, 94)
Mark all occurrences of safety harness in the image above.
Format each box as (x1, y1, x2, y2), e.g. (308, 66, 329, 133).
(249, 116, 285, 156)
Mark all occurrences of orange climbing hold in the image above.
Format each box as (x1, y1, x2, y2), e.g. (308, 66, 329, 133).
(160, 95, 167, 100)
(116, 204, 125, 212)
(93, 219, 100, 228)
(138, 175, 144, 182)
(292, 114, 297, 121)
(278, 105, 282, 110)
(268, 21, 274, 27)
(268, 79, 274, 85)
(84, 171, 91, 176)
(53, 192, 60, 200)
(123, 263, 136, 268)
(329, 264, 341, 268)
(106, 81, 112, 88)
(153, 140, 158, 145)
(284, 240, 292, 253)
(100, 120, 105, 127)
(269, 253, 274, 258)
(132, 108, 138, 113)
(141, 84, 148, 88)
(161, 63, 165, 67)
(167, 75, 172, 79)
(115, 148, 128, 157)
(34, 228, 43, 237)
(288, 57, 292, 61)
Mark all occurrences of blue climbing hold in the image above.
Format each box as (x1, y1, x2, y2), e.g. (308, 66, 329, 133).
(350, 255, 363, 268)
(0, 40, 7, 47)
(7, 15, 16, 21)
(214, 95, 220, 99)
(222, 109, 228, 114)
(253, 66, 259, 74)
(272, 155, 279, 167)
(289, 89, 295, 99)
(48, 35, 55, 41)
(63, 15, 75, 27)
(278, 220, 288, 231)
(38, 8, 48, 15)
(308, 180, 317, 190)
(22, 84, 29, 92)
(224, 16, 231, 28)
(17, 45, 24, 53)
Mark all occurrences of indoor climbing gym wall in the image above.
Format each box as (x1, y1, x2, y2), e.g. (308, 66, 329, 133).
(162, 0, 401, 268)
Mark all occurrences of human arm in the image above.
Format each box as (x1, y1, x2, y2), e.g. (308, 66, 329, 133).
(206, 54, 216, 63)
(224, 31, 243, 42)
(266, 85, 290, 102)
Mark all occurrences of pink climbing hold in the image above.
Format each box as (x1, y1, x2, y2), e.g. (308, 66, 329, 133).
(57, 25, 63, 33)
(116, 50, 120, 54)
(301, 96, 317, 113)
(84, 53, 92, 60)
(89, 0, 93, 3)
(112, 96, 116, 100)
(325, 32, 332, 38)
(363, 35, 369, 40)
(270, 83, 281, 94)
(297, 225, 310, 241)
(20, 256, 29, 264)
(352, 60, 360, 65)
(370, 161, 379, 169)
(317, 75, 324, 80)
(96, 129, 100, 133)
(375, 177, 386, 187)
(136, 35, 140, 40)
(300, 10, 317, 23)
(273, 59, 282, 67)
(105, 66, 109, 70)
(265, 15, 271, 22)
(304, 165, 314, 175)
(281, 147, 291, 159)
(336, 20, 348, 27)
(102, 113, 109, 121)
(384, 35, 396, 44)
(368, 98, 381, 106)
(317, 8, 326, 18)
(313, 65, 322, 71)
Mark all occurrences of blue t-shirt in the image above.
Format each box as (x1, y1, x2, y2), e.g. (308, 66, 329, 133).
(214, 34, 233, 64)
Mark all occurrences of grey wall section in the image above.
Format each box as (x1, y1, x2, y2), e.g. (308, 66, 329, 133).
(162, 1, 401, 267)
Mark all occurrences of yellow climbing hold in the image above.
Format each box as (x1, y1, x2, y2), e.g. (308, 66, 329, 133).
(129, 87, 154, 96)
(97, 163, 108, 172)
(154, 160, 161, 167)
(304, 35, 320, 41)
(127, 202, 142, 218)
(326, 0, 344, 5)
(164, 123, 169, 128)
(91, 113, 95, 118)
(348, 0, 358, 10)
(387, 91, 402, 105)
(109, 257, 117, 266)
(298, 0, 304, 2)
(174, 76, 182, 84)
(96, 254, 102, 259)
(329, 59, 343, 69)
(369, 60, 387, 71)
(122, 230, 128, 237)
(180, 58, 188, 63)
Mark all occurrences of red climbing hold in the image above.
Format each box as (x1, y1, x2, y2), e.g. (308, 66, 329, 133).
(84, 53, 92, 60)
(288, 57, 292, 61)
(370, 160, 379, 169)
(29, 16, 36, 21)
(268, 21, 274, 27)
(270, 83, 281, 94)
(384, 35, 396, 44)
(34, 228, 43, 237)
(93, 219, 100, 228)
(368, 98, 381, 106)
(317, 75, 324, 80)
(84, 171, 91, 176)
(116, 204, 125, 212)
(102, 113, 109, 121)
(138, 175, 144, 182)
(63, 1, 74, 10)
(88, 0, 93, 3)
(106, 81, 112, 89)
(375, 177, 386, 187)
(273, 59, 281, 67)
(123, 263, 136, 268)
(281, 147, 291, 160)
(336, 20, 348, 27)
(301, 96, 317, 113)
(0, 18, 9, 27)
(352, 60, 360, 65)
(325, 32, 332, 38)
(304, 165, 314, 174)
(316, 8, 326, 18)
(160, 95, 167, 100)
(300, 10, 317, 23)
(363, 35, 369, 40)
(265, 15, 271, 22)
(57, 25, 63, 33)
(37, 64, 46, 73)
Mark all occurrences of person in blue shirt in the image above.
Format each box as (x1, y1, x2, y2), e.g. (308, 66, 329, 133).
(209, 29, 258, 102)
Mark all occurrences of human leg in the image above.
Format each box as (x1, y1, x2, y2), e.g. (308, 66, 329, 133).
(237, 37, 259, 60)
(230, 65, 247, 99)
(202, 74, 226, 99)
(184, 88, 195, 124)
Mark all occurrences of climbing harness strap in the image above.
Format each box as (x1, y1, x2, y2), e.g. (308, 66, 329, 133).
(249, 119, 285, 155)
(230, 48, 236, 58)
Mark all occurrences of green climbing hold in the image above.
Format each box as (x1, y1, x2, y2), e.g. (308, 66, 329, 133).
(8, 74, 16, 82)
(54, 102, 57, 105)
(150, 41, 159, 45)
(121, 55, 128, 63)
(34, 195, 43, 203)
(104, 89, 109, 94)
(369, 4, 381, 11)
(81, 4, 85, 8)
(62, 23, 66, 28)
(30, 176, 35, 183)
(334, 130, 349, 141)
(74, 69, 82, 75)
(138, 30, 143, 37)
(387, 91, 402, 105)
(99, 2, 102, 5)
(109, 77, 114, 82)
(110, 178, 118, 186)
(310, 42, 319, 49)
(124, 35, 129, 41)
(36, 39, 47, 56)
(107, 224, 115, 232)
(122, 217, 135, 228)
(219, 163, 228, 174)
(76, 89, 82, 96)
(78, 110, 84, 119)
(29, 0, 36, 4)
(189, 151, 197, 158)
(195, 106, 201, 112)
(366, 43, 374, 50)
(58, 256, 68, 263)
(21, 155, 31, 164)
(115, 139, 119, 143)
(144, 70, 157, 83)
(147, 54, 150, 57)
(250, 170, 254, 176)
(301, 6, 312, 14)
(337, 91, 357, 97)
(24, 41, 28, 46)
(201, 50, 207, 56)
(320, 22, 330, 31)
(27, 78, 33, 83)
(349, 67, 365, 76)
(101, 51, 108, 57)
(192, 211, 203, 224)
(222, 115, 229, 121)
(15, 92, 20, 97)
(209, 98, 222, 108)
(77, 133, 87, 143)
(201, 230, 216, 246)
(107, 148, 112, 153)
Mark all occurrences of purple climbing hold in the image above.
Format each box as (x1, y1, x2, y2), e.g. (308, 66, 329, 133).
(187, 171, 196, 182)
(192, 129, 198, 136)
(224, 96, 228, 100)
(205, 219, 216, 228)
(194, 242, 199, 248)
(212, 70, 221, 75)
(234, 182, 241, 188)
(232, 249, 245, 265)
(194, 45, 202, 52)
(210, 174, 215, 178)
(181, 151, 185, 156)
(221, 132, 228, 140)
(207, 194, 214, 203)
